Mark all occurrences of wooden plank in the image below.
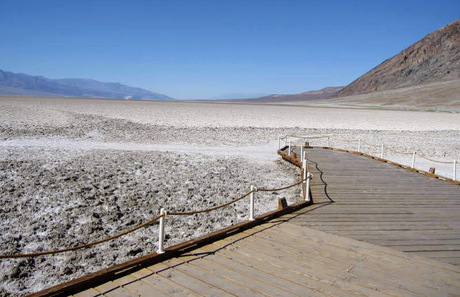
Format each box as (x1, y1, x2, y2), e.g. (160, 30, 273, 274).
(211, 233, 427, 297)
(72, 288, 102, 297)
(151, 262, 234, 296)
(196, 241, 387, 297)
(130, 268, 194, 296)
(287, 147, 460, 265)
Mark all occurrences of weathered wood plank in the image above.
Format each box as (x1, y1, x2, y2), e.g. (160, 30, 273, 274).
(287, 147, 460, 265)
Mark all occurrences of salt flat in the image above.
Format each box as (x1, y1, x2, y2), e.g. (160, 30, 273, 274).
(0, 95, 459, 296)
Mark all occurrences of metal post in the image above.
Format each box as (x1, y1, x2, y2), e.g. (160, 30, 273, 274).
(249, 185, 255, 221)
(454, 160, 457, 181)
(381, 144, 384, 159)
(358, 140, 361, 152)
(157, 208, 166, 254)
(412, 152, 416, 168)
(288, 141, 292, 156)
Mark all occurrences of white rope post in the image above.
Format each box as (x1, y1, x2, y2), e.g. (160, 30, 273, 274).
(288, 141, 292, 156)
(300, 145, 304, 162)
(157, 208, 166, 254)
(306, 171, 311, 203)
(249, 185, 255, 221)
(412, 152, 416, 168)
(358, 140, 361, 152)
(454, 160, 457, 181)
(380, 144, 384, 159)
(327, 136, 330, 148)
(302, 159, 307, 200)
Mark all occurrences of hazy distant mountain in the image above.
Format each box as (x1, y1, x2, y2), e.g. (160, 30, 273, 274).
(223, 86, 343, 103)
(0, 69, 173, 100)
(336, 19, 460, 97)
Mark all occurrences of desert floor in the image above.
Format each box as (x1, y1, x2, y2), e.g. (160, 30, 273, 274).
(0, 96, 459, 296)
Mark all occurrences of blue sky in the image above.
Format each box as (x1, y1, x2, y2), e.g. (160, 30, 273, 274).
(1, 1, 459, 99)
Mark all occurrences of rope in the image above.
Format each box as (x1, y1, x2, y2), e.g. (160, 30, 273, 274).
(168, 190, 254, 216)
(417, 154, 453, 164)
(258, 178, 307, 192)
(383, 145, 413, 155)
(281, 135, 329, 140)
(0, 214, 165, 259)
(361, 141, 381, 148)
(332, 138, 359, 143)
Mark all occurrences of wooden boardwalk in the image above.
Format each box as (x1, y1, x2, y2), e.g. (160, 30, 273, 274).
(286, 147, 460, 265)
(36, 147, 460, 296)
(71, 221, 459, 297)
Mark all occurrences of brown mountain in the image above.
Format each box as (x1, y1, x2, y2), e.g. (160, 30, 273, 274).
(336, 19, 460, 97)
(222, 86, 343, 103)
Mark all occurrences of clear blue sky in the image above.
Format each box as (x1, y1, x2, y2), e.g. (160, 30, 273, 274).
(1, 0, 459, 99)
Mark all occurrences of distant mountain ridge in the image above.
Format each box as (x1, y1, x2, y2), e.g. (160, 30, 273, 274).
(0, 69, 173, 100)
(224, 86, 343, 103)
(336, 19, 460, 97)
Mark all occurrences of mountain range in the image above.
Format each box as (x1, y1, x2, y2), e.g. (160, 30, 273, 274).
(336, 18, 460, 97)
(238, 19, 459, 105)
(0, 70, 173, 100)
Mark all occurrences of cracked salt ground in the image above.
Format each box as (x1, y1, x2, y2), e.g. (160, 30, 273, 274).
(0, 148, 300, 296)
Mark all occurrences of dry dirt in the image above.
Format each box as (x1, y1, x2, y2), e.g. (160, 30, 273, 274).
(0, 96, 459, 296)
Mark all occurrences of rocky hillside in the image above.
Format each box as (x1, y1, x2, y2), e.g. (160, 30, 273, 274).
(336, 19, 460, 97)
(0, 69, 173, 100)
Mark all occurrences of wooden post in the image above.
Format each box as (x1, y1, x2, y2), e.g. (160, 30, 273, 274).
(278, 198, 288, 210)
(412, 152, 416, 168)
(327, 136, 330, 148)
(288, 141, 292, 156)
(381, 144, 384, 159)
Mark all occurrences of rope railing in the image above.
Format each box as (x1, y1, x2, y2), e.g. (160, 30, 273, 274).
(383, 145, 413, 155)
(417, 153, 455, 164)
(0, 173, 311, 259)
(283, 135, 459, 181)
(0, 214, 165, 259)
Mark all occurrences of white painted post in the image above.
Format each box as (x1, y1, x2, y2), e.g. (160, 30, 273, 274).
(381, 144, 384, 159)
(157, 208, 166, 254)
(453, 160, 457, 181)
(306, 171, 311, 202)
(278, 137, 281, 150)
(327, 136, 330, 148)
(302, 159, 307, 200)
(300, 145, 304, 162)
(288, 141, 292, 156)
(412, 152, 416, 168)
(249, 185, 255, 221)
(358, 140, 361, 152)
